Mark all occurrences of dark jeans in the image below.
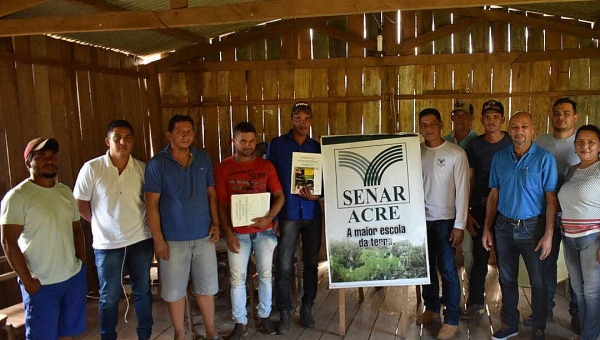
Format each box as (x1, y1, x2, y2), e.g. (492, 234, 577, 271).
(423, 219, 461, 325)
(275, 219, 322, 311)
(544, 217, 578, 314)
(94, 238, 154, 340)
(495, 213, 547, 330)
(467, 205, 491, 306)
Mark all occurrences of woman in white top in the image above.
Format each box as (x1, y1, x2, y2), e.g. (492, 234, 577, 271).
(557, 124, 600, 340)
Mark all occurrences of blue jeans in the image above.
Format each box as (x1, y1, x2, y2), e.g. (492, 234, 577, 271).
(495, 213, 547, 330)
(423, 220, 461, 325)
(563, 233, 600, 340)
(228, 228, 278, 324)
(275, 219, 322, 311)
(467, 205, 492, 306)
(94, 238, 154, 340)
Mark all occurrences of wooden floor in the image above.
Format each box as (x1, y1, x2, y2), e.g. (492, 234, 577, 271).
(76, 263, 581, 340)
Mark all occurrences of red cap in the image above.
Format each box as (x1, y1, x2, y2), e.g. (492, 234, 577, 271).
(23, 138, 59, 164)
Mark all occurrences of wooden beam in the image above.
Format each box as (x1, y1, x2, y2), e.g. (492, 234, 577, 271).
(152, 17, 335, 70)
(165, 51, 522, 72)
(312, 22, 377, 51)
(0, 0, 49, 18)
(395, 17, 485, 54)
(0, 51, 146, 77)
(453, 7, 600, 39)
(396, 89, 600, 100)
(161, 95, 385, 108)
(66, 0, 207, 43)
(513, 47, 600, 63)
(0, 0, 587, 36)
(170, 0, 188, 10)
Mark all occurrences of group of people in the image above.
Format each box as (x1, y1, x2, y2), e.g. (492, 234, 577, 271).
(0, 97, 598, 340)
(417, 98, 600, 340)
(0, 101, 322, 340)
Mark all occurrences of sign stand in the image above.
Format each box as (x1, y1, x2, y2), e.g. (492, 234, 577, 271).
(337, 285, 412, 338)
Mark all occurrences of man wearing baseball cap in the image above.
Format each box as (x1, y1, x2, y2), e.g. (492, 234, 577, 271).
(443, 100, 478, 149)
(1, 138, 87, 340)
(461, 100, 512, 320)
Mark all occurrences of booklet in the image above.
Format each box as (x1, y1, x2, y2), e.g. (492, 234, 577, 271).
(230, 192, 271, 227)
(291, 152, 322, 195)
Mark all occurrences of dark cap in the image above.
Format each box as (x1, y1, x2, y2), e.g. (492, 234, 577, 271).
(482, 100, 505, 115)
(24, 138, 59, 164)
(452, 100, 474, 115)
(291, 101, 313, 116)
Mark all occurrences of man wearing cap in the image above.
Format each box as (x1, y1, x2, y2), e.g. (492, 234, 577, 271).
(417, 108, 469, 340)
(526, 98, 580, 331)
(74, 120, 153, 340)
(443, 100, 478, 277)
(145, 115, 221, 340)
(460, 100, 512, 319)
(267, 101, 322, 334)
(1, 138, 87, 340)
(482, 112, 558, 340)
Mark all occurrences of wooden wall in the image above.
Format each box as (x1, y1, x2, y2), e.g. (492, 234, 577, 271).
(158, 10, 600, 165)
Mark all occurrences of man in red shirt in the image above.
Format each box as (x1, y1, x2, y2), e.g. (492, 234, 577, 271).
(215, 122, 285, 340)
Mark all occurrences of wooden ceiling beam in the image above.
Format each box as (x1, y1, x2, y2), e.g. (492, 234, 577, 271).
(66, 0, 207, 43)
(312, 22, 377, 51)
(0, 0, 588, 37)
(394, 17, 486, 54)
(152, 16, 336, 71)
(170, 0, 188, 10)
(453, 7, 600, 39)
(0, 0, 50, 18)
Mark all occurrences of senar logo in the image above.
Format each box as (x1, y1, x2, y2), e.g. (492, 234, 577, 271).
(338, 144, 404, 187)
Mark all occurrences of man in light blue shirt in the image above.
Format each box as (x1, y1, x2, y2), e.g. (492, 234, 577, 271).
(482, 111, 558, 340)
(443, 100, 479, 149)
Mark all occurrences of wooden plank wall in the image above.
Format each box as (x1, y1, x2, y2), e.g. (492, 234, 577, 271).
(158, 10, 599, 164)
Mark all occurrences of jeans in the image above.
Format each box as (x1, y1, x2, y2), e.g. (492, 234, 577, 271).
(423, 220, 461, 325)
(275, 219, 322, 311)
(563, 233, 600, 340)
(94, 238, 154, 340)
(495, 213, 547, 330)
(467, 205, 492, 306)
(228, 228, 278, 325)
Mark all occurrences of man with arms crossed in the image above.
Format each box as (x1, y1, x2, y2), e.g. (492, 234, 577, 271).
(216, 122, 285, 339)
(417, 108, 469, 340)
(482, 112, 558, 340)
(527, 98, 580, 332)
(461, 100, 512, 318)
(267, 102, 322, 334)
(74, 120, 154, 340)
(1, 138, 87, 340)
(145, 115, 221, 340)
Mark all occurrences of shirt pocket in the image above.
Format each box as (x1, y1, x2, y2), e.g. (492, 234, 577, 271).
(517, 168, 541, 189)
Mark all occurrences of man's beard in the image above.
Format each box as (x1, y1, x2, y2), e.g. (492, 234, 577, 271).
(39, 171, 57, 179)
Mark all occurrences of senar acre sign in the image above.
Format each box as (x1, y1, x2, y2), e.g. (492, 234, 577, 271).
(322, 134, 430, 289)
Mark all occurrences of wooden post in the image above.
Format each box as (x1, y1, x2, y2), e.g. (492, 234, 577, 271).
(399, 285, 409, 338)
(338, 288, 346, 335)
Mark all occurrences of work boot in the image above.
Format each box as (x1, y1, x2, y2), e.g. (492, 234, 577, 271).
(460, 304, 485, 319)
(277, 311, 290, 334)
(226, 323, 247, 340)
(416, 310, 438, 325)
(437, 324, 458, 340)
(259, 317, 276, 335)
(300, 304, 316, 328)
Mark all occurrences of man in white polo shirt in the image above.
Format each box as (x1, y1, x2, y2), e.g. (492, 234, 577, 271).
(74, 120, 153, 340)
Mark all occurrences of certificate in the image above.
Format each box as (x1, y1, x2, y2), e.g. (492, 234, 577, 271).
(291, 152, 322, 195)
(230, 192, 271, 227)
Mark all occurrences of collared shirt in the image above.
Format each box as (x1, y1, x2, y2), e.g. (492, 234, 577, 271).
(442, 130, 478, 149)
(535, 133, 579, 187)
(489, 142, 558, 220)
(145, 145, 215, 241)
(267, 130, 321, 221)
(74, 151, 150, 250)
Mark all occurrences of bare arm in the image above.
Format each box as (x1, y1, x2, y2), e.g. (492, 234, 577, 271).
(482, 188, 499, 251)
(72, 221, 86, 263)
(1, 224, 40, 294)
(76, 199, 92, 222)
(535, 191, 557, 260)
(219, 201, 240, 253)
(207, 186, 220, 243)
(145, 192, 169, 260)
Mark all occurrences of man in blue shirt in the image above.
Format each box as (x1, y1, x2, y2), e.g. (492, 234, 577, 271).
(442, 100, 479, 149)
(267, 102, 322, 334)
(145, 115, 221, 340)
(482, 111, 558, 340)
